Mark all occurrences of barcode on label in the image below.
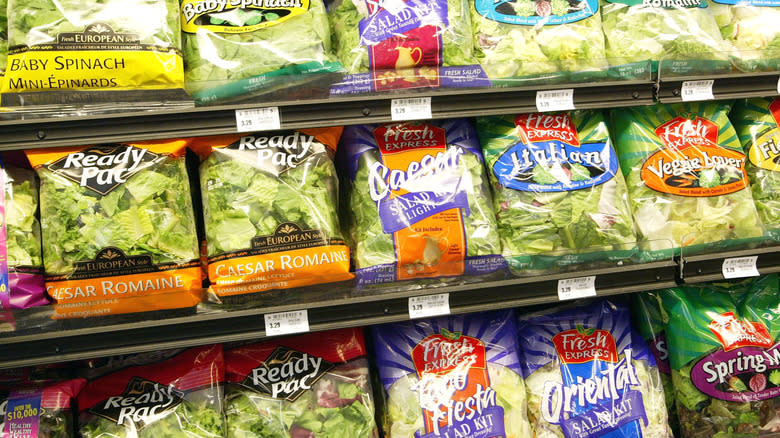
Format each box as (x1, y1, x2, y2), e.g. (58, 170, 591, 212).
(722, 256, 759, 279)
(680, 80, 714, 102)
(409, 293, 450, 319)
(264, 309, 309, 336)
(235, 107, 281, 132)
(557, 276, 597, 301)
(391, 97, 432, 121)
(536, 89, 575, 112)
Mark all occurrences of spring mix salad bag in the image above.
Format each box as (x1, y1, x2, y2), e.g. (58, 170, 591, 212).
(371, 310, 532, 437)
(340, 119, 505, 287)
(0, 379, 86, 437)
(710, 0, 780, 72)
(477, 111, 636, 274)
(518, 298, 671, 438)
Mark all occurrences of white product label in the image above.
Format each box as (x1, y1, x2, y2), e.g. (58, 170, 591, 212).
(536, 89, 575, 112)
(558, 276, 597, 301)
(680, 80, 714, 102)
(381, 0, 407, 14)
(235, 107, 281, 133)
(264, 310, 309, 336)
(409, 293, 450, 319)
(722, 256, 760, 279)
(391, 97, 432, 121)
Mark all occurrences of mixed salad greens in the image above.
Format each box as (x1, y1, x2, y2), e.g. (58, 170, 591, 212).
(4, 166, 42, 272)
(710, 1, 780, 72)
(79, 400, 225, 437)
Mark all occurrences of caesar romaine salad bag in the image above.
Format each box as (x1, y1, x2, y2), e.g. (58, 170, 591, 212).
(610, 102, 765, 261)
(77, 344, 225, 437)
(0, 379, 86, 437)
(191, 128, 352, 302)
(518, 298, 671, 438)
(224, 328, 377, 437)
(25, 140, 202, 319)
(340, 119, 505, 287)
(371, 310, 531, 437)
(477, 111, 636, 274)
(710, 0, 780, 72)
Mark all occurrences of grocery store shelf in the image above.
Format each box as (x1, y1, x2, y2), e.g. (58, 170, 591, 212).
(657, 70, 780, 103)
(680, 244, 780, 284)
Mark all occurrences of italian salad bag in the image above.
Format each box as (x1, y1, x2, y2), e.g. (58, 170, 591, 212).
(477, 111, 636, 275)
(191, 128, 352, 303)
(25, 140, 202, 319)
(224, 328, 378, 437)
(610, 102, 765, 261)
(518, 298, 671, 438)
(710, 0, 780, 72)
(370, 310, 532, 437)
(77, 345, 225, 437)
(340, 119, 505, 288)
(0, 379, 86, 437)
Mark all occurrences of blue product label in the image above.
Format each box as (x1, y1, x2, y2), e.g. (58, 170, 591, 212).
(356, 255, 507, 285)
(377, 190, 470, 234)
(358, 0, 449, 45)
(3, 394, 41, 437)
(475, 0, 598, 25)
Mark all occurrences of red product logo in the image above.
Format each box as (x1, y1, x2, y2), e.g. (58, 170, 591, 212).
(373, 123, 447, 155)
(515, 113, 581, 146)
(552, 325, 618, 364)
(708, 312, 774, 352)
(655, 116, 719, 151)
(770, 98, 780, 128)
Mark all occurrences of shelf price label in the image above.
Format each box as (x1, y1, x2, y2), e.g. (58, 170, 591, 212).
(391, 97, 432, 121)
(235, 107, 281, 133)
(536, 89, 575, 112)
(680, 80, 714, 102)
(264, 310, 309, 337)
(557, 276, 597, 301)
(722, 256, 759, 279)
(409, 293, 450, 319)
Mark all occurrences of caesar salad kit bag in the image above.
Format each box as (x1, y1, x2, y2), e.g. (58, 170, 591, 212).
(191, 128, 352, 302)
(25, 140, 202, 319)
(610, 102, 765, 261)
(0, 378, 86, 437)
(477, 111, 636, 274)
(224, 328, 378, 437)
(1, 0, 186, 107)
(710, 0, 780, 72)
(371, 310, 531, 437)
(340, 119, 505, 287)
(518, 298, 671, 438)
(77, 344, 225, 437)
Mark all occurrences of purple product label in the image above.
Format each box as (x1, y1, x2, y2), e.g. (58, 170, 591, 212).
(377, 190, 470, 233)
(560, 390, 648, 438)
(330, 65, 491, 95)
(356, 255, 507, 286)
(416, 406, 506, 438)
(690, 342, 780, 402)
(649, 332, 671, 375)
(3, 394, 41, 438)
(357, 0, 448, 46)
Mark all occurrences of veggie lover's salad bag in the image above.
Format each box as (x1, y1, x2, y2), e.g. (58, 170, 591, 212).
(25, 141, 202, 319)
(192, 128, 352, 303)
(371, 310, 532, 437)
(477, 111, 636, 274)
(224, 328, 378, 437)
(518, 298, 671, 438)
(710, 0, 780, 72)
(0, 379, 86, 437)
(328, 0, 490, 94)
(77, 345, 225, 437)
(611, 102, 765, 261)
(340, 119, 505, 287)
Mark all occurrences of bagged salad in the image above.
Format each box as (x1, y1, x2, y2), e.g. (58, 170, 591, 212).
(26, 140, 202, 319)
(224, 328, 377, 437)
(371, 310, 532, 437)
(518, 298, 671, 438)
(610, 102, 765, 260)
(340, 119, 505, 287)
(710, 0, 780, 72)
(0, 379, 86, 437)
(77, 344, 225, 437)
(477, 111, 636, 274)
(192, 129, 352, 302)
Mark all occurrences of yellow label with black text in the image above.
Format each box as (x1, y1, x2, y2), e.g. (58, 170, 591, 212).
(748, 130, 780, 172)
(180, 0, 310, 34)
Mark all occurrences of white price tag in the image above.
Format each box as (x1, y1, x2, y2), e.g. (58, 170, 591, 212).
(680, 80, 714, 102)
(557, 276, 597, 301)
(235, 107, 281, 133)
(722, 256, 759, 279)
(536, 89, 575, 112)
(391, 97, 432, 121)
(409, 293, 450, 319)
(264, 310, 309, 336)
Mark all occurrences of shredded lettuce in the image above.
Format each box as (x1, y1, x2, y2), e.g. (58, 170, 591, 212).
(710, 2, 780, 71)
(4, 166, 42, 269)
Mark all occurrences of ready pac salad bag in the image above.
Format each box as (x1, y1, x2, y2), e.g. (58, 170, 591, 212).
(518, 298, 671, 438)
(477, 111, 636, 275)
(371, 310, 532, 437)
(25, 140, 202, 319)
(710, 0, 780, 72)
(192, 128, 352, 303)
(340, 119, 505, 287)
(0, 379, 86, 437)
(610, 102, 765, 261)
(77, 344, 225, 437)
(224, 328, 378, 437)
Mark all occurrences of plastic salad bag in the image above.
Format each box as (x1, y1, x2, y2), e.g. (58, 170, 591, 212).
(710, 0, 780, 72)
(181, 0, 343, 104)
(610, 102, 765, 261)
(340, 119, 505, 287)
(477, 111, 636, 275)
(518, 298, 671, 438)
(1, 0, 186, 107)
(371, 310, 532, 437)
(0, 379, 86, 437)
(25, 140, 202, 319)
(78, 345, 225, 437)
(224, 328, 378, 437)
(191, 128, 352, 302)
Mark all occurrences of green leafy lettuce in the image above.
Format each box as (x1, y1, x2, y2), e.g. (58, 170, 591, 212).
(710, 1, 780, 72)
(0, 0, 6, 76)
(4, 166, 42, 269)
(79, 399, 224, 437)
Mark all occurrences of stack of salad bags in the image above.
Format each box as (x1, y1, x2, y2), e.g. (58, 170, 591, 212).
(710, 0, 780, 72)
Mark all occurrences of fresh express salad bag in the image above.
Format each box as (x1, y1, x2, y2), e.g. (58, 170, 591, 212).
(477, 111, 636, 275)
(371, 310, 532, 437)
(0, 379, 86, 437)
(339, 119, 505, 288)
(224, 328, 378, 437)
(518, 298, 671, 438)
(610, 102, 765, 261)
(710, 0, 780, 72)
